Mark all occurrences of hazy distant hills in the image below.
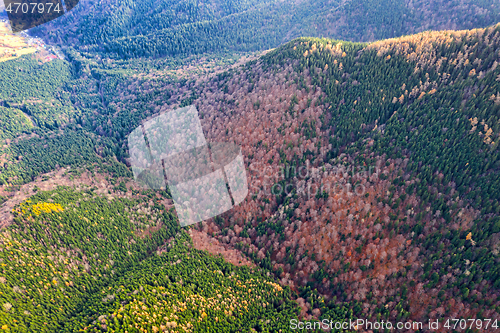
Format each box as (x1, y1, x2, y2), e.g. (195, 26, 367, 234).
(32, 0, 500, 57)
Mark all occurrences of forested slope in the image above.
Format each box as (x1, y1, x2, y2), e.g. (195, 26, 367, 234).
(2, 9, 500, 331)
(0, 56, 125, 186)
(32, 23, 500, 327)
(0, 187, 318, 332)
(33, 0, 500, 58)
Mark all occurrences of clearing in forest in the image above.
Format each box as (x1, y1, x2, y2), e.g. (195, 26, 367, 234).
(0, 22, 36, 63)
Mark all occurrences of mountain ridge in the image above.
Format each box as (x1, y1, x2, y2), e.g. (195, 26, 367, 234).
(31, 0, 500, 58)
(0, 11, 500, 331)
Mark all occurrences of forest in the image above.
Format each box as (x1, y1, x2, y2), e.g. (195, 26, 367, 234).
(32, 0, 500, 58)
(0, 2, 500, 332)
(0, 187, 309, 331)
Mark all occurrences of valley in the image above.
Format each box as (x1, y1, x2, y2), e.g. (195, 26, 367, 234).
(0, 1, 499, 332)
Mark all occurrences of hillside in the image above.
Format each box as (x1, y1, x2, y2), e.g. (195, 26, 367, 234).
(0, 184, 305, 332)
(1, 15, 500, 333)
(0, 23, 37, 63)
(192, 27, 500, 323)
(57, 24, 500, 326)
(32, 0, 500, 58)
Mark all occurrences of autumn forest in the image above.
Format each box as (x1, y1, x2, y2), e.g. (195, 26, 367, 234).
(0, 0, 500, 332)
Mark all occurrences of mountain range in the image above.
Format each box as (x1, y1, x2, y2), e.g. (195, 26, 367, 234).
(0, 1, 499, 331)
